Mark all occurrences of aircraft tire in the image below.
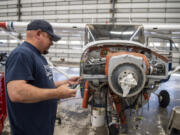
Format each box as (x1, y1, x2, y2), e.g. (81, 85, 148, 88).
(159, 90, 170, 108)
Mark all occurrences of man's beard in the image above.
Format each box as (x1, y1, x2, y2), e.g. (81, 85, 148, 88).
(43, 50, 48, 54)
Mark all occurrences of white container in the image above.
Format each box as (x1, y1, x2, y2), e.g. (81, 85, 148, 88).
(91, 107, 105, 127)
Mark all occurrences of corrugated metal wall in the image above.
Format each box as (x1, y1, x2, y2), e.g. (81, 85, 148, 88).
(0, 0, 180, 64)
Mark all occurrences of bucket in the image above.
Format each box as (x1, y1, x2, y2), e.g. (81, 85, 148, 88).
(91, 107, 105, 127)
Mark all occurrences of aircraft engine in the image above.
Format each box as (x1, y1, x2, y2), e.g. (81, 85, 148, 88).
(106, 52, 147, 97)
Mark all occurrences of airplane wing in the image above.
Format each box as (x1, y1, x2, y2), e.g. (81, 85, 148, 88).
(0, 21, 85, 34)
(1, 21, 180, 32)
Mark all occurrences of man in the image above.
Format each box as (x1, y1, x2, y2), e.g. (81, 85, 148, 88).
(5, 20, 79, 135)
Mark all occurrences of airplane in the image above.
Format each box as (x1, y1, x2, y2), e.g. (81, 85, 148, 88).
(0, 21, 180, 135)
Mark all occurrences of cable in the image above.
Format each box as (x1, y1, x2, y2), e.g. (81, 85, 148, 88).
(46, 57, 70, 79)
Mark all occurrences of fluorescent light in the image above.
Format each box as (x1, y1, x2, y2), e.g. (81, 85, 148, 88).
(110, 31, 134, 35)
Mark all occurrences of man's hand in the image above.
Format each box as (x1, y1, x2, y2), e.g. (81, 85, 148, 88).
(68, 76, 81, 85)
(56, 84, 77, 98)
(54, 76, 81, 88)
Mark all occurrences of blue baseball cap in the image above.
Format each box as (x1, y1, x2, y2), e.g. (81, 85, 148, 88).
(27, 19, 61, 41)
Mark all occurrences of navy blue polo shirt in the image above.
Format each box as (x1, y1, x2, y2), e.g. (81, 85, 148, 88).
(5, 41, 57, 135)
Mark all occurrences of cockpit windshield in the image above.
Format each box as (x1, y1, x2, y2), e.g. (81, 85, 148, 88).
(85, 24, 145, 45)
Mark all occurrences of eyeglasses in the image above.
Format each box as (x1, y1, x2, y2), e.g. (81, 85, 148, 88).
(41, 31, 52, 41)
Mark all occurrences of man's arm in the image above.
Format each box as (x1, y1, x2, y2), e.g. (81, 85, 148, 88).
(54, 80, 68, 88)
(7, 80, 76, 103)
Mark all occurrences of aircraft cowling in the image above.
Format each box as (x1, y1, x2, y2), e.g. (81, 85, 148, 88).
(105, 52, 148, 97)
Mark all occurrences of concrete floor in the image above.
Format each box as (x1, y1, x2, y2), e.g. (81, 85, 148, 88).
(2, 67, 180, 135)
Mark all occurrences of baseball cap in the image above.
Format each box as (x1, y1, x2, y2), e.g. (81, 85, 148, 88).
(27, 19, 61, 41)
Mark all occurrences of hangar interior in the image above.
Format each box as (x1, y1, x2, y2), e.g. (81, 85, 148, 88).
(0, 0, 180, 135)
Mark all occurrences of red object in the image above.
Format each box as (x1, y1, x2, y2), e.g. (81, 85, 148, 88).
(143, 93, 150, 100)
(0, 73, 7, 133)
(82, 81, 89, 108)
(0, 22, 6, 29)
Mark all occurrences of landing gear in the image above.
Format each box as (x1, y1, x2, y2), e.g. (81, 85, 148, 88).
(158, 90, 170, 108)
(105, 88, 129, 135)
(105, 90, 120, 135)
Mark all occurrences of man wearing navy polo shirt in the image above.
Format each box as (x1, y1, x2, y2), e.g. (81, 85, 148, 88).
(5, 20, 79, 135)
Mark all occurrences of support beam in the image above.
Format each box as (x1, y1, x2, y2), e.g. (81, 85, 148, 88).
(17, 0, 22, 21)
(110, 0, 117, 24)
